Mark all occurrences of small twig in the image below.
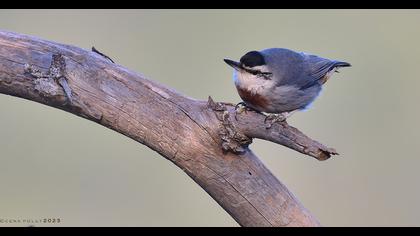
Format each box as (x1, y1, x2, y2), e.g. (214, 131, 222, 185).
(92, 46, 115, 63)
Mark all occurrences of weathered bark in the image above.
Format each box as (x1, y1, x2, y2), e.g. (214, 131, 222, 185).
(0, 30, 337, 226)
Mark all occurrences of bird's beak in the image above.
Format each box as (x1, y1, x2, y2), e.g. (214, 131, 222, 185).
(223, 59, 242, 71)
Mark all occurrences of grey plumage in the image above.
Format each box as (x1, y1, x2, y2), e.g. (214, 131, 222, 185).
(224, 48, 351, 114)
(259, 48, 350, 90)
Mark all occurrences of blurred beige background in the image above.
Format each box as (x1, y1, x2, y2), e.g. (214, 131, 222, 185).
(0, 9, 419, 226)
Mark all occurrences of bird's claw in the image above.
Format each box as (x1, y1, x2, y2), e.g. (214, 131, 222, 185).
(235, 101, 247, 111)
(234, 102, 247, 121)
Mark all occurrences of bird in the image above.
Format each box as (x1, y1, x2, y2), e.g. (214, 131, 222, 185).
(224, 48, 351, 127)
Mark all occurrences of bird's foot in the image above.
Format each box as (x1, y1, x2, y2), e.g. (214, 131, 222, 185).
(234, 102, 247, 121)
(264, 112, 290, 129)
(235, 101, 247, 112)
(234, 102, 262, 120)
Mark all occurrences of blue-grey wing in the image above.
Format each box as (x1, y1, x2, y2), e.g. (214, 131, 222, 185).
(260, 48, 310, 88)
(299, 52, 351, 90)
(259, 48, 350, 90)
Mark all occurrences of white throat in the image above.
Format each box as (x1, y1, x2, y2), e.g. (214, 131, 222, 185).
(233, 66, 274, 95)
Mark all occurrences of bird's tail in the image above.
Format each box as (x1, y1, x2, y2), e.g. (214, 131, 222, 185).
(331, 61, 351, 73)
(333, 61, 351, 68)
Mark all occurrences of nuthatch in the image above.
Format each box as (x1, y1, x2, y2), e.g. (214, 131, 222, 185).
(224, 48, 350, 125)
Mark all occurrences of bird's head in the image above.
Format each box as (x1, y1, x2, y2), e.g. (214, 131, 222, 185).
(224, 51, 273, 80)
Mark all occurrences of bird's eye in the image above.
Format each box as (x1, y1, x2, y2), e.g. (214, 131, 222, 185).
(243, 67, 272, 79)
(257, 72, 273, 79)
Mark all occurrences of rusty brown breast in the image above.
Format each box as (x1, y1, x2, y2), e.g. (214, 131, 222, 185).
(236, 87, 270, 111)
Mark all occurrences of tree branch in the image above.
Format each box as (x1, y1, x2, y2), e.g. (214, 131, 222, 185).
(0, 30, 336, 226)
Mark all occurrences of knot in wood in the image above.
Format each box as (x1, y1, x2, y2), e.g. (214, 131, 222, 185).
(208, 96, 252, 154)
(24, 53, 73, 103)
(49, 54, 66, 79)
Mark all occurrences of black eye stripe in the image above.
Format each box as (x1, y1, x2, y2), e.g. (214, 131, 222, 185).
(242, 67, 272, 80)
(243, 67, 272, 76)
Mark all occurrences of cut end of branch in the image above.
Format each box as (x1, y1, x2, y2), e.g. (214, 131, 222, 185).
(317, 147, 339, 161)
